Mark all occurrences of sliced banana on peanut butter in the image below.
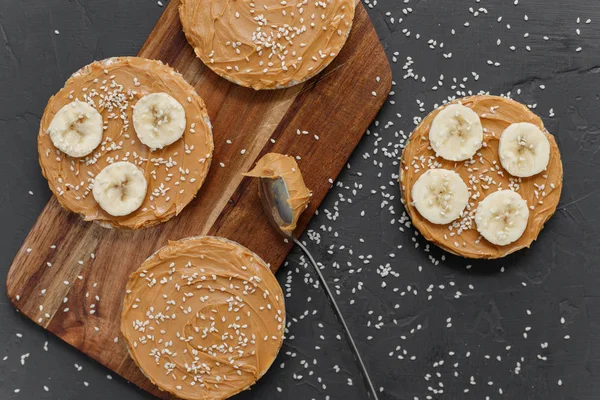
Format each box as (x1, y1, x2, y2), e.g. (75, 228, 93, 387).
(475, 190, 529, 246)
(133, 92, 186, 150)
(429, 103, 483, 162)
(92, 161, 148, 217)
(47, 100, 103, 158)
(411, 168, 470, 225)
(498, 122, 550, 178)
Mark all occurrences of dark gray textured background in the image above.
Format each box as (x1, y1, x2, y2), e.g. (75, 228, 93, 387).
(1, 0, 600, 399)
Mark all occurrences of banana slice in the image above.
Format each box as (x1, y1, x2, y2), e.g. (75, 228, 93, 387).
(411, 168, 470, 225)
(498, 122, 550, 177)
(92, 161, 148, 217)
(475, 190, 529, 246)
(429, 103, 483, 161)
(133, 92, 186, 150)
(47, 100, 103, 157)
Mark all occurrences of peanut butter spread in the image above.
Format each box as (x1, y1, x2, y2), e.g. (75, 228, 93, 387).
(179, 0, 355, 90)
(244, 153, 312, 233)
(38, 57, 214, 229)
(400, 95, 563, 259)
(121, 236, 285, 400)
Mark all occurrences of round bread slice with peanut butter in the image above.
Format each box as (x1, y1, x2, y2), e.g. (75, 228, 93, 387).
(121, 236, 285, 400)
(38, 57, 214, 229)
(400, 95, 563, 259)
(179, 0, 356, 90)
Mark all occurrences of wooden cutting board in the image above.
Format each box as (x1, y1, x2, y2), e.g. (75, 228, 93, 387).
(5, 0, 390, 398)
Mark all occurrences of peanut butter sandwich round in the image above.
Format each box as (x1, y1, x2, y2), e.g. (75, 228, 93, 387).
(400, 95, 563, 259)
(38, 57, 214, 229)
(179, 0, 356, 90)
(121, 236, 286, 400)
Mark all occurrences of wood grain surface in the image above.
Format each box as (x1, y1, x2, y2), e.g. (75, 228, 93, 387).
(5, 0, 391, 398)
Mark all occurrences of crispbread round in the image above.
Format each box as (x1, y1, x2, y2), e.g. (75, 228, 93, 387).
(400, 95, 563, 259)
(38, 57, 214, 229)
(179, 0, 356, 90)
(121, 236, 286, 400)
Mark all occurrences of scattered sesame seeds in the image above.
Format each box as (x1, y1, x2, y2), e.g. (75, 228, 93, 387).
(8, 2, 585, 398)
